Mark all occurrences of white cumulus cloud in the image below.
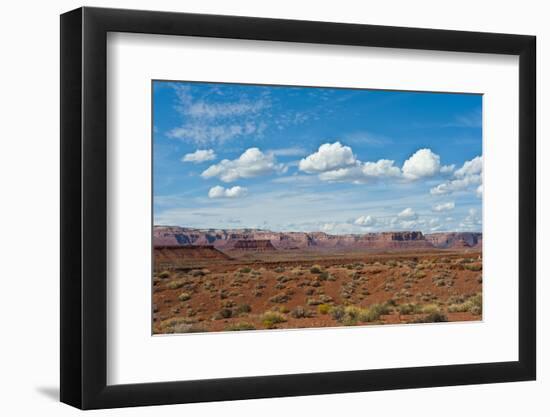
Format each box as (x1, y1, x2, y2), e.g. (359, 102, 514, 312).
(460, 208, 482, 230)
(402, 148, 441, 180)
(398, 207, 417, 219)
(354, 215, 377, 227)
(362, 159, 401, 178)
(182, 149, 216, 163)
(430, 155, 483, 196)
(455, 156, 482, 177)
(476, 184, 483, 198)
(432, 202, 455, 212)
(208, 185, 248, 199)
(440, 164, 456, 174)
(201, 148, 284, 182)
(299, 142, 356, 173)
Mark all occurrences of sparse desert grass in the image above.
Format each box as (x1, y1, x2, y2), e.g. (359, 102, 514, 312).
(318, 303, 331, 314)
(448, 293, 482, 315)
(410, 311, 448, 323)
(173, 324, 207, 333)
(178, 292, 191, 302)
(310, 265, 323, 274)
(154, 250, 481, 333)
(226, 322, 255, 331)
(329, 302, 391, 325)
(306, 297, 323, 306)
(398, 303, 423, 315)
(413, 270, 427, 279)
(261, 311, 287, 328)
(464, 263, 482, 271)
(277, 275, 292, 283)
(159, 316, 198, 333)
(236, 303, 251, 314)
(319, 271, 330, 280)
(269, 293, 290, 303)
(158, 270, 171, 279)
(214, 308, 233, 320)
(420, 303, 440, 314)
(290, 306, 314, 318)
(166, 279, 185, 290)
(361, 303, 391, 322)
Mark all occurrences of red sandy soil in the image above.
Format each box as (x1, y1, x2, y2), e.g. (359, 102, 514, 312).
(152, 249, 482, 334)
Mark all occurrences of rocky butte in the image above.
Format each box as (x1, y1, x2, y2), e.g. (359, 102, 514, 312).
(153, 226, 482, 251)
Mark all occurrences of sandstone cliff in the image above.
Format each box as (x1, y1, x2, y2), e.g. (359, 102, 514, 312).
(154, 226, 482, 251)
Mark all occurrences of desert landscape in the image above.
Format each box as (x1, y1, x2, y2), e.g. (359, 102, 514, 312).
(152, 226, 482, 334)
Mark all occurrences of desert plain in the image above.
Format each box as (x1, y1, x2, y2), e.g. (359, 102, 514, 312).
(152, 227, 482, 334)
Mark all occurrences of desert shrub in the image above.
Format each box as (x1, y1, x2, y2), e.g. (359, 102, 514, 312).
(214, 308, 233, 319)
(411, 311, 448, 323)
(398, 303, 422, 315)
(307, 298, 322, 306)
(459, 258, 476, 264)
(319, 271, 330, 281)
(166, 279, 185, 290)
(447, 295, 465, 305)
(274, 266, 286, 273)
(421, 304, 440, 314)
(239, 267, 252, 273)
(178, 292, 191, 302)
(310, 280, 321, 288)
(226, 322, 255, 331)
(261, 311, 287, 328)
(343, 306, 363, 325)
(236, 303, 252, 314)
(310, 265, 323, 274)
(329, 305, 346, 321)
(173, 324, 207, 333)
(277, 275, 292, 283)
(318, 304, 331, 314)
(448, 293, 482, 315)
(464, 263, 482, 271)
(159, 317, 202, 333)
(305, 288, 315, 296)
(291, 306, 314, 318)
(413, 270, 427, 279)
(203, 280, 215, 291)
(319, 294, 333, 303)
(158, 270, 171, 279)
(191, 269, 205, 277)
(269, 293, 290, 304)
(362, 303, 391, 322)
(386, 260, 397, 267)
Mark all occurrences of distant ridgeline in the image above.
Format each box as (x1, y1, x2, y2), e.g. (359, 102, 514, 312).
(153, 226, 482, 251)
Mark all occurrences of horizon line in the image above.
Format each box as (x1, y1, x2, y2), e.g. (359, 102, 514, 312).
(153, 225, 482, 236)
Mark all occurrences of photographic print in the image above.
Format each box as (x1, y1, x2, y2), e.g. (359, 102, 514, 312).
(152, 80, 483, 334)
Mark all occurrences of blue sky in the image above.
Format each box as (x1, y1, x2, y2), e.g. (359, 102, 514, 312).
(153, 80, 482, 234)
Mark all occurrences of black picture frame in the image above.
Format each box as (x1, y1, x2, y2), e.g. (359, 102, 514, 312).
(60, 6, 536, 410)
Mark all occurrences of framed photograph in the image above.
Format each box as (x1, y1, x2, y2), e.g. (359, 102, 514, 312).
(60, 6, 536, 409)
